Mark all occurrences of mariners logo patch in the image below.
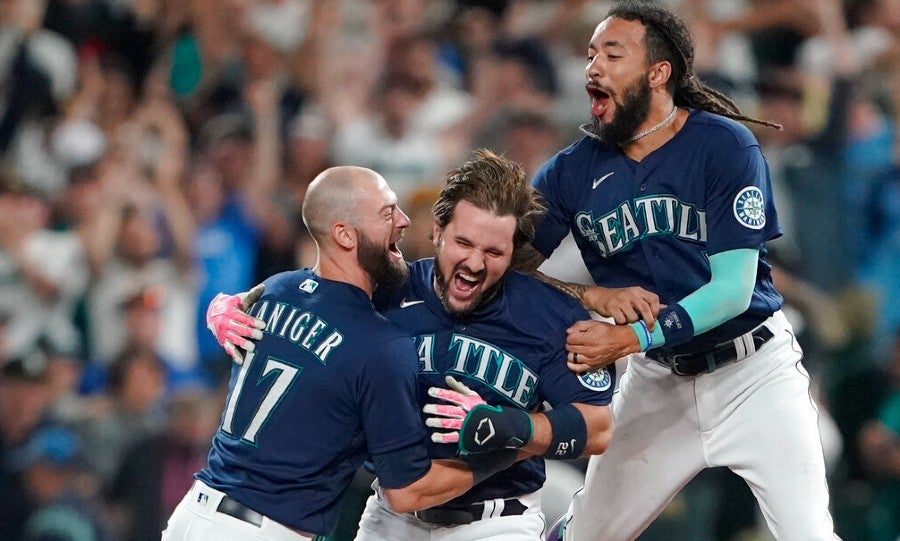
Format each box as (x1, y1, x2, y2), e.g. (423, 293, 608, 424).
(732, 186, 765, 230)
(299, 279, 319, 294)
(579, 367, 611, 391)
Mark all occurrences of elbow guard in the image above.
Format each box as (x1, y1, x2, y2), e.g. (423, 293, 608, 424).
(542, 404, 587, 460)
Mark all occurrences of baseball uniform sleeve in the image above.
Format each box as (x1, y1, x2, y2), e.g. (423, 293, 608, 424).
(533, 287, 616, 407)
(531, 154, 576, 259)
(703, 133, 782, 255)
(358, 334, 431, 488)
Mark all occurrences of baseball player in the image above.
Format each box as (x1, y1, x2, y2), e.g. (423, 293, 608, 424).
(207, 150, 616, 540)
(512, 2, 840, 540)
(163, 166, 518, 541)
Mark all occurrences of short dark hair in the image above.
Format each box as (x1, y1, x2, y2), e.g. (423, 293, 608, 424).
(432, 149, 545, 250)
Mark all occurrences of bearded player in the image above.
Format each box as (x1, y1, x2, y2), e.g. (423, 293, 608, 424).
(514, 2, 840, 540)
(207, 150, 616, 540)
(163, 166, 522, 541)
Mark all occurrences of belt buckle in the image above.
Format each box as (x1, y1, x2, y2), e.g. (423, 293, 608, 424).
(668, 353, 693, 376)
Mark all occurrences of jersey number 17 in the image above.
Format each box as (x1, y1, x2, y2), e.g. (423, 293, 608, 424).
(220, 351, 303, 444)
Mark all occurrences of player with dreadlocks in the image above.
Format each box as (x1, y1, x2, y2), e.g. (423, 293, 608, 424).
(509, 1, 840, 539)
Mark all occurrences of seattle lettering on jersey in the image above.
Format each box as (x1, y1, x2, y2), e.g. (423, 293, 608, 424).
(575, 195, 707, 257)
(416, 333, 538, 408)
(249, 300, 344, 365)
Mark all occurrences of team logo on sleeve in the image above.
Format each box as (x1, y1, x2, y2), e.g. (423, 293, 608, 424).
(733, 187, 766, 230)
(579, 368, 611, 391)
(299, 279, 319, 294)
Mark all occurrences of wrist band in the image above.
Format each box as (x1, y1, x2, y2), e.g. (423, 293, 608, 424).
(628, 320, 653, 351)
(657, 304, 694, 347)
(541, 404, 587, 460)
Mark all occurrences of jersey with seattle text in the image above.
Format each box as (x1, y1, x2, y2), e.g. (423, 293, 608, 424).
(373, 258, 615, 505)
(197, 269, 429, 536)
(532, 109, 784, 351)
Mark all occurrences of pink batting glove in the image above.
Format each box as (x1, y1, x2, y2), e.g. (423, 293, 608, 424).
(423, 376, 486, 444)
(206, 284, 266, 364)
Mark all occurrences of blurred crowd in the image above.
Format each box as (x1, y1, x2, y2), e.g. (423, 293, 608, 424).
(0, 0, 897, 540)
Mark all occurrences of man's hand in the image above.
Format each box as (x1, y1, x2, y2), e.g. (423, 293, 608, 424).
(423, 376, 486, 443)
(565, 320, 639, 372)
(424, 376, 534, 453)
(206, 284, 266, 364)
(582, 285, 661, 326)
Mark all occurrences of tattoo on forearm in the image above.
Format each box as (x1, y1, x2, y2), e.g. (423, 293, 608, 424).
(532, 271, 587, 301)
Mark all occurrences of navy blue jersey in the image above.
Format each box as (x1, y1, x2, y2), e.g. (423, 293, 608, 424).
(373, 258, 616, 504)
(197, 269, 430, 535)
(532, 109, 784, 350)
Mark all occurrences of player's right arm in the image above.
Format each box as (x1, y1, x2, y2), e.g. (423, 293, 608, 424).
(361, 339, 520, 513)
(380, 454, 519, 513)
(425, 377, 613, 460)
(513, 242, 661, 325)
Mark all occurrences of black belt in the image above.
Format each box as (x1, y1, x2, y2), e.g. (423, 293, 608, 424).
(413, 498, 528, 526)
(217, 495, 264, 527)
(647, 326, 774, 376)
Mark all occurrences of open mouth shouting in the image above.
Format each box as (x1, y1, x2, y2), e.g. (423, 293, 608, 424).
(388, 237, 404, 262)
(434, 260, 489, 318)
(448, 265, 485, 306)
(587, 83, 612, 119)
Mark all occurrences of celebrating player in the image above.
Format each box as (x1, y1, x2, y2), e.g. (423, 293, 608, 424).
(162, 166, 521, 541)
(511, 2, 839, 540)
(208, 150, 616, 540)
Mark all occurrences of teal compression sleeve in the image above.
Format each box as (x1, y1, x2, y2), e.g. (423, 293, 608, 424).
(648, 248, 758, 348)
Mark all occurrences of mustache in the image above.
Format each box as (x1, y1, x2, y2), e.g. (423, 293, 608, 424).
(585, 81, 613, 97)
(455, 264, 486, 280)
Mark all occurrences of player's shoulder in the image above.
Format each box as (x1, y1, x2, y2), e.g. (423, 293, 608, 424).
(261, 269, 312, 294)
(686, 109, 760, 149)
(262, 269, 362, 301)
(503, 271, 589, 322)
(535, 136, 615, 190)
(554, 134, 616, 162)
(407, 258, 434, 282)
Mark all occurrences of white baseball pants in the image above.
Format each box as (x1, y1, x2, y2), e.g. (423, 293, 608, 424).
(162, 480, 315, 541)
(355, 486, 546, 540)
(565, 311, 839, 541)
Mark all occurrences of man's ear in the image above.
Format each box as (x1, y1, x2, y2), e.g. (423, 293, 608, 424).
(432, 222, 441, 247)
(334, 222, 356, 250)
(648, 60, 672, 89)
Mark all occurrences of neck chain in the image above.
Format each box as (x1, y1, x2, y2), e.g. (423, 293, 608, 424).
(629, 106, 677, 142)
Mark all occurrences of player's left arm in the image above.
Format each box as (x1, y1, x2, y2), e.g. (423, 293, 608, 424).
(565, 247, 758, 372)
(520, 403, 612, 459)
(426, 378, 612, 459)
(653, 247, 759, 342)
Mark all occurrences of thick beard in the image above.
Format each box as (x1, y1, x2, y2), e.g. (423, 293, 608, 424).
(587, 75, 652, 146)
(433, 250, 499, 319)
(358, 232, 408, 289)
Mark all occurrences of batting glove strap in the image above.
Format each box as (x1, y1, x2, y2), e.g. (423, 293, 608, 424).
(541, 404, 587, 460)
(461, 449, 518, 486)
(458, 404, 533, 454)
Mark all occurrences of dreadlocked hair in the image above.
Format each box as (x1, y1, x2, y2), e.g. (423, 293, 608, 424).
(433, 149, 546, 250)
(608, 1, 781, 130)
